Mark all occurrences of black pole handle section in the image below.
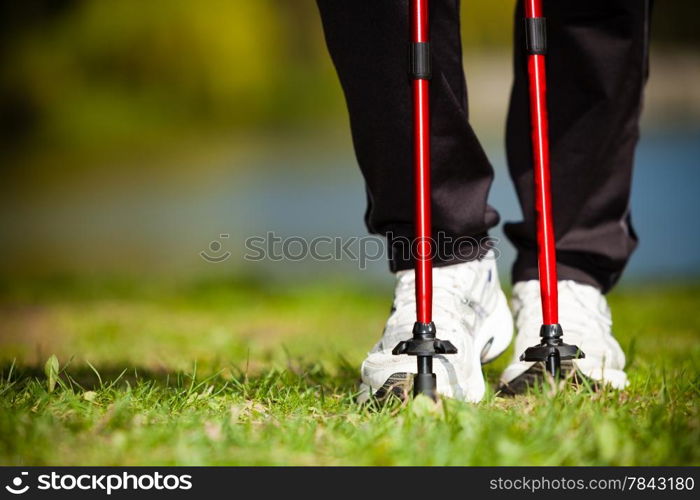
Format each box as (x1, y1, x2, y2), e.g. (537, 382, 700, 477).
(410, 42, 431, 79)
(413, 372, 437, 399)
(524, 17, 547, 54)
(546, 349, 561, 379)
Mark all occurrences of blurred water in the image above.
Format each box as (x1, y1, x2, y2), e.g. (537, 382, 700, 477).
(219, 125, 700, 285)
(1, 126, 698, 286)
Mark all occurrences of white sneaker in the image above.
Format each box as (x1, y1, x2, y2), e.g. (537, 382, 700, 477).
(500, 280, 628, 394)
(358, 251, 513, 403)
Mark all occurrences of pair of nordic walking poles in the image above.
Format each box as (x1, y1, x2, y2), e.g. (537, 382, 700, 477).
(393, 0, 583, 399)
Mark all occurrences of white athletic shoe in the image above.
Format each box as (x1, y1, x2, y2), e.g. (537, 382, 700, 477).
(358, 251, 513, 403)
(499, 280, 628, 394)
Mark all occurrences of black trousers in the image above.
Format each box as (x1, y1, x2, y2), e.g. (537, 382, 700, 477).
(317, 0, 651, 293)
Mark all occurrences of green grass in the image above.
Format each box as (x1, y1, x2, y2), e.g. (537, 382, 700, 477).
(0, 275, 698, 465)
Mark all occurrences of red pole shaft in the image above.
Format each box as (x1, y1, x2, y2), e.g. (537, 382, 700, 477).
(525, 0, 558, 325)
(411, 0, 432, 324)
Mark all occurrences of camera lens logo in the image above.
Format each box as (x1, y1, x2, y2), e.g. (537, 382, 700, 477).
(5, 472, 29, 495)
(200, 234, 231, 263)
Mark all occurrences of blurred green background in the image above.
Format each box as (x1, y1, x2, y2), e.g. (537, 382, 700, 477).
(1, 1, 699, 466)
(0, 0, 698, 281)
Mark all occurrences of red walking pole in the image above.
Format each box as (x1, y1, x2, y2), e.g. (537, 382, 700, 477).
(519, 0, 584, 377)
(393, 0, 457, 400)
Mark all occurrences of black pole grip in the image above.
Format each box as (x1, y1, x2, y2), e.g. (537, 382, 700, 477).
(524, 17, 547, 55)
(410, 42, 431, 79)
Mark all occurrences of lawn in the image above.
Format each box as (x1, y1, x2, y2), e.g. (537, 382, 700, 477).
(0, 275, 698, 466)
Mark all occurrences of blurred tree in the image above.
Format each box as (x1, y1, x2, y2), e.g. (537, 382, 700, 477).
(1, 0, 287, 162)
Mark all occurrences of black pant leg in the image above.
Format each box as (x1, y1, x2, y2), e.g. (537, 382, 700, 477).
(317, 0, 499, 272)
(506, 0, 652, 292)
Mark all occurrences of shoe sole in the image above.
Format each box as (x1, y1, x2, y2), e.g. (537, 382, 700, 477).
(357, 352, 485, 404)
(498, 360, 628, 396)
(357, 371, 470, 404)
(358, 372, 411, 403)
(497, 361, 629, 396)
(498, 360, 577, 396)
